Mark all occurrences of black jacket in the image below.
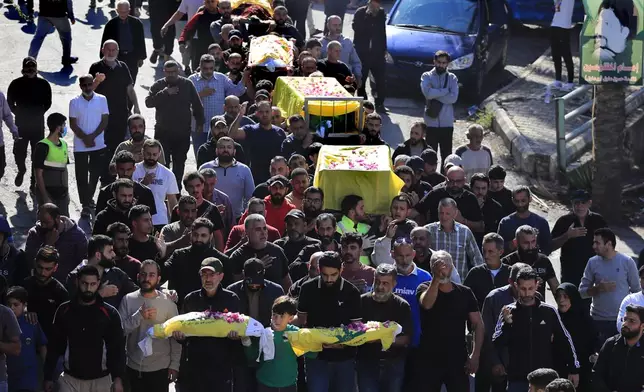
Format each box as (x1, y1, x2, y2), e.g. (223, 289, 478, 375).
(226, 279, 284, 327)
(163, 246, 233, 307)
(44, 298, 125, 381)
(392, 139, 429, 161)
(592, 334, 644, 392)
(352, 6, 387, 55)
(197, 139, 247, 168)
(493, 298, 580, 381)
(96, 181, 157, 217)
(93, 199, 130, 235)
(0, 246, 30, 287)
(100, 16, 146, 61)
(66, 262, 138, 309)
(463, 263, 511, 310)
(7, 75, 52, 131)
(22, 276, 69, 339)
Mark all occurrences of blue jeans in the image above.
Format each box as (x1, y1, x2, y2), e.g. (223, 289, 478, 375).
(357, 358, 405, 392)
(191, 131, 209, 161)
(28, 16, 72, 60)
(306, 357, 356, 392)
(507, 381, 529, 392)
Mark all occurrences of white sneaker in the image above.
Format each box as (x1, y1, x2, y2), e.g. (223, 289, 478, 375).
(551, 80, 563, 89)
(561, 82, 575, 91)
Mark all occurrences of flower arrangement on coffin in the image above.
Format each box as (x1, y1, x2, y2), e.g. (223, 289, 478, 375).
(284, 321, 402, 356)
(148, 310, 265, 339)
(320, 146, 383, 171)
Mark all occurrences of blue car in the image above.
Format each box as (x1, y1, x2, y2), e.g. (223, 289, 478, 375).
(385, 0, 510, 101)
(505, 0, 585, 26)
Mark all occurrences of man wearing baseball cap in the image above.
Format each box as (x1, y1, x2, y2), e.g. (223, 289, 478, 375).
(179, 256, 241, 392)
(239, 175, 295, 236)
(275, 209, 321, 265)
(419, 148, 446, 187)
(197, 115, 248, 167)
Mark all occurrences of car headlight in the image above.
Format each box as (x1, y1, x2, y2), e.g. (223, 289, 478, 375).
(385, 51, 394, 64)
(449, 53, 474, 70)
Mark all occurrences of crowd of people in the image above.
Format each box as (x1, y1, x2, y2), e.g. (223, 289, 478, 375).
(0, 0, 643, 391)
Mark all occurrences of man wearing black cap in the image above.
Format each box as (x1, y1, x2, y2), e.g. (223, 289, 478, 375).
(296, 251, 362, 392)
(281, 114, 321, 159)
(7, 57, 52, 188)
(28, 0, 78, 67)
(247, 90, 270, 123)
(275, 209, 321, 265)
(223, 31, 249, 63)
(395, 162, 432, 205)
(177, 257, 240, 392)
(417, 148, 445, 188)
(487, 164, 515, 218)
(551, 190, 607, 287)
(197, 115, 248, 167)
(392, 122, 429, 161)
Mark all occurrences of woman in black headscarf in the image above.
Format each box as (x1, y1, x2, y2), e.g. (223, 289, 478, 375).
(555, 283, 598, 392)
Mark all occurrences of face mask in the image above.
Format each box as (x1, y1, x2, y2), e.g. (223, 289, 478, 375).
(61, 126, 68, 137)
(518, 247, 539, 263)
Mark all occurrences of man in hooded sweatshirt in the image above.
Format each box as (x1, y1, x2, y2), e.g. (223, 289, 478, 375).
(93, 178, 136, 235)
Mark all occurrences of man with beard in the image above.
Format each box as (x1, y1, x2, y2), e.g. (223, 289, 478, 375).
(320, 16, 362, 81)
(109, 115, 166, 172)
(188, 55, 248, 159)
(498, 186, 552, 255)
(239, 175, 296, 235)
(285, 168, 309, 210)
(479, 263, 531, 392)
(145, 61, 204, 189)
(200, 136, 254, 222)
(225, 198, 282, 252)
(106, 223, 142, 282)
(132, 139, 179, 230)
(493, 268, 579, 392)
(223, 52, 248, 82)
(231, 102, 287, 185)
(372, 195, 419, 266)
(487, 165, 515, 218)
(357, 264, 412, 392)
(21, 246, 69, 340)
(98, 150, 157, 220)
(222, 96, 255, 136)
(172, 172, 225, 250)
(197, 115, 248, 167)
(229, 215, 292, 291)
(162, 196, 198, 256)
(199, 169, 234, 234)
(281, 114, 321, 159)
(360, 113, 387, 146)
(209, 0, 248, 45)
(317, 40, 356, 92)
(414, 251, 483, 391)
(93, 178, 136, 235)
(296, 251, 361, 392)
(404, 157, 434, 202)
(340, 233, 375, 294)
(90, 40, 141, 158)
(414, 166, 483, 231)
(297, 56, 318, 77)
(275, 209, 320, 265)
(128, 205, 167, 263)
(593, 304, 644, 392)
(66, 235, 138, 309)
(252, 156, 291, 200)
(163, 218, 233, 307)
(302, 186, 325, 236)
(502, 225, 559, 300)
(118, 260, 181, 392)
(44, 265, 125, 392)
(24, 203, 88, 283)
(7, 57, 52, 189)
(470, 173, 504, 246)
(290, 213, 341, 282)
(289, 251, 322, 298)
(100, 1, 146, 83)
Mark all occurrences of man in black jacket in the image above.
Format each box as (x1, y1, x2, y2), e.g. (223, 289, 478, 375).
(44, 265, 125, 392)
(352, 0, 387, 109)
(100, 1, 146, 82)
(464, 232, 510, 309)
(592, 304, 644, 392)
(493, 268, 579, 392)
(392, 122, 429, 162)
(93, 178, 135, 235)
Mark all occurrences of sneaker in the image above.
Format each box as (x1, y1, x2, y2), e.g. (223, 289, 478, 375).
(14, 171, 25, 187)
(150, 51, 158, 64)
(561, 82, 575, 91)
(62, 56, 78, 66)
(550, 80, 563, 89)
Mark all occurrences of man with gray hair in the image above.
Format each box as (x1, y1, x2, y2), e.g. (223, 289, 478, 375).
(357, 263, 413, 391)
(426, 197, 484, 279)
(317, 40, 356, 87)
(502, 225, 559, 300)
(320, 15, 362, 81)
(415, 250, 484, 391)
(229, 214, 292, 291)
(464, 232, 511, 309)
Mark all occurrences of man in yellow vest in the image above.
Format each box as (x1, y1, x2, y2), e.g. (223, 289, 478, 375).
(337, 194, 375, 265)
(34, 113, 70, 216)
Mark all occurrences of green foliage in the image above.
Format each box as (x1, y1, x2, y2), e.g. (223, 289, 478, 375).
(472, 109, 494, 130)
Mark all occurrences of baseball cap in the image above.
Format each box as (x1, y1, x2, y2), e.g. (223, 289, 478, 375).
(570, 189, 591, 202)
(211, 115, 227, 127)
(268, 175, 289, 187)
(285, 209, 305, 221)
(200, 257, 224, 273)
(229, 29, 243, 39)
(255, 89, 270, 100)
(22, 56, 37, 68)
(243, 258, 265, 286)
(443, 154, 463, 169)
(407, 156, 425, 173)
(420, 148, 438, 165)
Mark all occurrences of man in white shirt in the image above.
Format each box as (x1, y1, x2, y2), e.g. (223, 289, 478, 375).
(550, 0, 575, 90)
(69, 74, 110, 216)
(454, 124, 493, 180)
(617, 265, 644, 330)
(132, 139, 179, 230)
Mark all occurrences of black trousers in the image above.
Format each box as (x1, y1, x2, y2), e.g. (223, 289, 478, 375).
(14, 127, 44, 185)
(127, 367, 169, 392)
(474, 367, 506, 392)
(179, 366, 233, 392)
(550, 26, 574, 83)
(357, 50, 386, 106)
(155, 128, 190, 191)
(0, 145, 5, 181)
(74, 148, 109, 208)
(426, 126, 453, 165)
(149, 0, 175, 55)
(418, 363, 470, 392)
(287, 0, 308, 38)
(119, 51, 141, 83)
(324, 3, 347, 34)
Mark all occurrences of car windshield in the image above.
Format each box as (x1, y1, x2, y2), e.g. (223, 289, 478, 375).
(389, 0, 480, 34)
